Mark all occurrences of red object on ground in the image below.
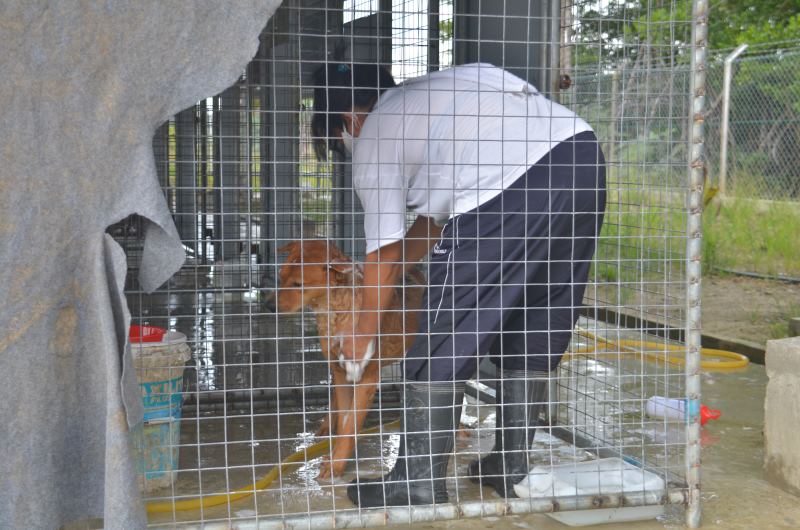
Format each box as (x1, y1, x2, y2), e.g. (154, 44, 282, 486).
(701, 405, 722, 425)
(129, 324, 166, 343)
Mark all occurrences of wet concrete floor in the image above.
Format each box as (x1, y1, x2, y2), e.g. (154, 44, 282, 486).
(415, 364, 799, 530)
(125, 266, 799, 528)
(140, 362, 800, 529)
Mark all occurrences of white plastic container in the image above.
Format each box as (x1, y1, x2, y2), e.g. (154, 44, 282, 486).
(514, 457, 666, 526)
(646, 395, 721, 425)
(646, 396, 686, 421)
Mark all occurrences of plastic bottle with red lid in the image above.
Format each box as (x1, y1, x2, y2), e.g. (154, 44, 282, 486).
(646, 396, 721, 425)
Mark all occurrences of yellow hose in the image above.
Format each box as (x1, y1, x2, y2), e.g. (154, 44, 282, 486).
(570, 328, 750, 371)
(146, 420, 401, 515)
(147, 333, 748, 515)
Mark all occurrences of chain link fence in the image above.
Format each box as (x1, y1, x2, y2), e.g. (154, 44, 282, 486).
(567, 65, 692, 192)
(705, 49, 800, 201)
(564, 47, 800, 203)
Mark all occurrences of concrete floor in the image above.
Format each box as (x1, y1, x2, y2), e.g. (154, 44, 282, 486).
(414, 364, 800, 530)
(137, 362, 800, 529)
(127, 263, 800, 529)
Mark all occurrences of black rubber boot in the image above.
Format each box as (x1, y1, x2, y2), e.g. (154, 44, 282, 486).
(468, 369, 549, 497)
(347, 380, 465, 508)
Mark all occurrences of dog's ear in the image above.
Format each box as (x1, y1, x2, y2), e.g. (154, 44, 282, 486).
(327, 242, 355, 275)
(329, 258, 355, 275)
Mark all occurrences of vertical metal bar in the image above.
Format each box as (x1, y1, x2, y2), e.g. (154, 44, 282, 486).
(175, 108, 199, 248)
(379, 0, 393, 67)
(686, 1, 708, 528)
(609, 67, 620, 163)
(428, 0, 440, 72)
(199, 100, 209, 264)
(218, 85, 243, 260)
(559, 0, 572, 91)
(548, 0, 561, 99)
(256, 41, 273, 270)
(537, 2, 549, 90)
(718, 43, 748, 196)
(213, 94, 222, 260)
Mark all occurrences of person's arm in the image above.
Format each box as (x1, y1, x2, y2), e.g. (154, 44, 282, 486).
(403, 215, 443, 270)
(339, 216, 441, 380)
(352, 239, 403, 351)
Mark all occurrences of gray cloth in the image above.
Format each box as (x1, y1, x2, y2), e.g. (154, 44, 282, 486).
(0, 2, 279, 528)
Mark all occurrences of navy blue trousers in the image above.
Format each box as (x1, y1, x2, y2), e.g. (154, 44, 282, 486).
(404, 131, 606, 382)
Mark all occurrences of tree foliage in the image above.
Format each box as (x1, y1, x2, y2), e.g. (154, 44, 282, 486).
(569, 1, 800, 198)
(705, 0, 800, 50)
(572, 0, 800, 68)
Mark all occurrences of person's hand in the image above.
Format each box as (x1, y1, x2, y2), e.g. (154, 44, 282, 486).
(336, 332, 375, 383)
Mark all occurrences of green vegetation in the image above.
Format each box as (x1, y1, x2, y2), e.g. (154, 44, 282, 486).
(575, 0, 800, 67)
(593, 179, 800, 290)
(768, 302, 800, 339)
(594, 185, 687, 286)
(572, 1, 800, 287)
(703, 0, 800, 50)
(703, 195, 800, 277)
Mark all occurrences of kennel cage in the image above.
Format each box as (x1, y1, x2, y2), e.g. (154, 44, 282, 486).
(113, 0, 706, 527)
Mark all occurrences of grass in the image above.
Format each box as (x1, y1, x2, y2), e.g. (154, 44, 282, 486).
(703, 193, 800, 277)
(595, 176, 800, 283)
(594, 185, 687, 283)
(769, 302, 800, 340)
(589, 185, 688, 307)
(591, 178, 800, 323)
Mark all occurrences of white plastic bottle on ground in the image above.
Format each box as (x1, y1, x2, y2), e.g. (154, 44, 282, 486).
(645, 396, 721, 425)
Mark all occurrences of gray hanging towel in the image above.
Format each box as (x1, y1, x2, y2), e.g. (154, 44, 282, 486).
(0, 2, 281, 528)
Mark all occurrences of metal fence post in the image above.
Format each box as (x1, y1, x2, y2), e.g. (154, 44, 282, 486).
(687, 1, 709, 528)
(609, 67, 620, 163)
(549, 0, 562, 99)
(718, 43, 748, 195)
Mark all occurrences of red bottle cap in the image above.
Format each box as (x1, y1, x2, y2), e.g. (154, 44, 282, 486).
(701, 405, 721, 425)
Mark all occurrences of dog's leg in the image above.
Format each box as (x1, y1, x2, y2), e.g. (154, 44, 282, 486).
(318, 363, 351, 437)
(321, 362, 381, 479)
(318, 364, 355, 479)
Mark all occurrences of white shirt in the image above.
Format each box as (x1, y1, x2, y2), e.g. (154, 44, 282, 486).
(352, 63, 593, 254)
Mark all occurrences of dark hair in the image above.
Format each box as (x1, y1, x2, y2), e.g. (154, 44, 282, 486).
(311, 63, 396, 160)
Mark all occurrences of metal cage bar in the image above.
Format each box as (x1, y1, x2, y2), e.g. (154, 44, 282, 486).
(685, 0, 708, 527)
(111, 1, 704, 528)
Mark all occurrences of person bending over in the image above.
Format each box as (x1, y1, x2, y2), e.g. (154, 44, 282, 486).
(311, 61, 606, 507)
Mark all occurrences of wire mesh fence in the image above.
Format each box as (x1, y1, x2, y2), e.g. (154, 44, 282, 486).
(704, 48, 800, 201)
(110, 1, 705, 528)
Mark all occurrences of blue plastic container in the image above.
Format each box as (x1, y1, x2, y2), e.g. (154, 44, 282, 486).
(130, 328, 190, 492)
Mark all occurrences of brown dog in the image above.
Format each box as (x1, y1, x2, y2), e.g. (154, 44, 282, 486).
(266, 240, 425, 479)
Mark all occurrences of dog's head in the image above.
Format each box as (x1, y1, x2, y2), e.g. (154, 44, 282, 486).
(265, 240, 358, 313)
